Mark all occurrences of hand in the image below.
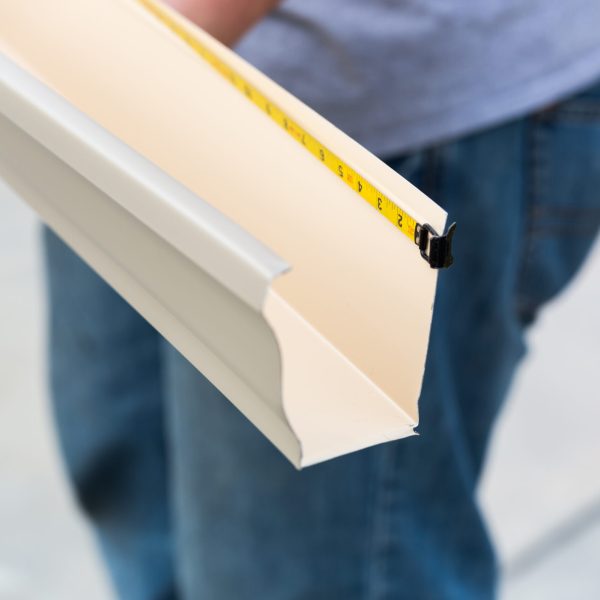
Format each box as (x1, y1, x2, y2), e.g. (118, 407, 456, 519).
(164, 0, 282, 46)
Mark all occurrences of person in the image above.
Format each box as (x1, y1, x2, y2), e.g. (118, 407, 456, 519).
(43, 0, 600, 598)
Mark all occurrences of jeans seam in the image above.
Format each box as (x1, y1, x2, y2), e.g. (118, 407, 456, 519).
(514, 116, 543, 322)
(422, 146, 442, 199)
(364, 447, 397, 600)
(539, 107, 600, 122)
(532, 205, 600, 215)
(527, 227, 600, 237)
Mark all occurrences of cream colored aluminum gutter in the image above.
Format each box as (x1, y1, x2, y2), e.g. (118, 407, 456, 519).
(1, 2, 441, 465)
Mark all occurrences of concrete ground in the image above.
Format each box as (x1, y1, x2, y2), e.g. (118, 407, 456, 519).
(1, 180, 599, 599)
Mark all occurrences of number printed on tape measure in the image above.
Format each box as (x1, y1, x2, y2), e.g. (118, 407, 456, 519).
(138, 0, 418, 243)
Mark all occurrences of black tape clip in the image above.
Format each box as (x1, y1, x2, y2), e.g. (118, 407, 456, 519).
(414, 222, 456, 269)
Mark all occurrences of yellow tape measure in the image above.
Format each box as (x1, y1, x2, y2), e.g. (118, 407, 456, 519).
(137, 0, 455, 268)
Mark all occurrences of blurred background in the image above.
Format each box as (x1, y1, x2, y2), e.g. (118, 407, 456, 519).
(1, 177, 599, 599)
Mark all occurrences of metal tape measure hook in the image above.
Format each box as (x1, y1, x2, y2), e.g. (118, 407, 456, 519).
(414, 222, 456, 269)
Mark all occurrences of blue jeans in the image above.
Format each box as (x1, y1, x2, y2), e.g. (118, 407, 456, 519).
(44, 83, 600, 600)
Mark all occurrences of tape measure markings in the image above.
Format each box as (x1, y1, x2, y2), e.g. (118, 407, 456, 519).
(137, 0, 457, 268)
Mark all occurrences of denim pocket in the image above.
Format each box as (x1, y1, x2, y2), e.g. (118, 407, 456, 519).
(515, 84, 600, 325)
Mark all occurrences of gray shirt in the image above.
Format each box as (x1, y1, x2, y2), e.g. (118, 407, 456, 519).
(236, 0, 600, 156)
